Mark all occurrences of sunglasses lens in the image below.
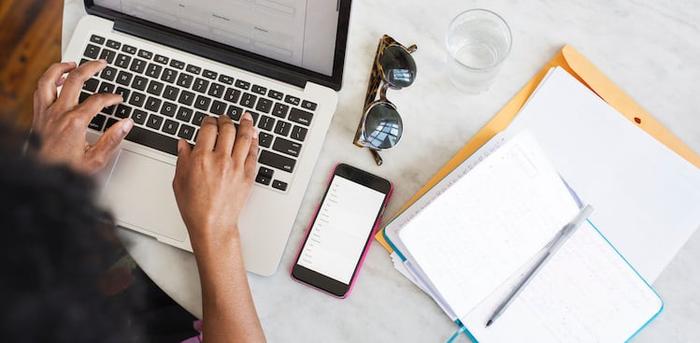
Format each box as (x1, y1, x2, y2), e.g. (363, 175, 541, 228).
(361, 102, 403, 150)
(379, 45, 417, 89)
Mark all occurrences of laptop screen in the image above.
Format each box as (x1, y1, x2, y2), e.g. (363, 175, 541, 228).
(94, 0, 341, 77)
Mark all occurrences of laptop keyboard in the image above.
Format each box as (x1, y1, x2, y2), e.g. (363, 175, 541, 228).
(80, 34, 318, 192)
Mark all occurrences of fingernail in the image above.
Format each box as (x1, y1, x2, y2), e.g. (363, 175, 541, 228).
(254, 127, 259, 138)
(122, 118, 134, 135)
(98, 59, 108, 64)
(242, 112, 253, 122)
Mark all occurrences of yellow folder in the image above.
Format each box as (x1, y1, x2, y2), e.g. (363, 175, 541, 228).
(376, 44, 700, 252)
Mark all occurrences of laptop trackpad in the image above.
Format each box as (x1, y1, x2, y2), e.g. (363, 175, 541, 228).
(102, 150, 188, 243)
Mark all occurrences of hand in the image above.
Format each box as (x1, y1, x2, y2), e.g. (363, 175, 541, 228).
(32, 60, 133, 174)
(173, 113, 258, 251)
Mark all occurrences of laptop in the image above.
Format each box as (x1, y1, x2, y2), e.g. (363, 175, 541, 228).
(62, 0, 352, 276)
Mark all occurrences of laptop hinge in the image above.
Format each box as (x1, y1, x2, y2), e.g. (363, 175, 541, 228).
(113, 18, 308, 89)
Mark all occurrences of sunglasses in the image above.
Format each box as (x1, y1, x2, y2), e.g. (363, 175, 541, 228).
(353, 35, 417, 166)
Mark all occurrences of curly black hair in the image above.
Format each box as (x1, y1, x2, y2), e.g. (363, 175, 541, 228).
(0, 121, 143, 342)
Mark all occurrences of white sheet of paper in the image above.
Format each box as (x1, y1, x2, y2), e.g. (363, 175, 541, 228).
(508, 67, 700, 281)
(462, 220, 662, 342)
(398, 132, 579, 320)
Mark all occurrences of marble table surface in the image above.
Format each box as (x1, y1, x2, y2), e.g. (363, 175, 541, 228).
(63, 0, 700, 341)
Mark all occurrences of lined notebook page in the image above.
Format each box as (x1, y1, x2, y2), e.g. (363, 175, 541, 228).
(463, 221, 662, 342)
(398, 132, 580, 320)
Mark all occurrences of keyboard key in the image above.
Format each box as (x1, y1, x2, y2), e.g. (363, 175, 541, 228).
(255, 173, 271, 186)
(258, 166, 274, 178)
(114, 104, 132, 118)
(145, 96, 162, 112)
(122, 44, 137, 54)
(218, 74, 234, 85)
(116, 70, 133, 86)
(177, 73, 194, 88)
(284, 95, 300, 106)
(146, 80, 164, 96)
(132, 109, 147, 124)
(101, 102, 116, 115)
(235, 79, 250, 90)
(288, 108, 313, 126)
(248, 111, 259, 124)
(162, 119, 179, 135)
(100, 66, 117, 81)
(224, 88, 241, 103)
(89, 35, 105, 45)
(146, 113, 164, 130)
(274, 120, 291, 136)
(145, 63, 163, 78)
(301, 100, 317, 111)
(160, 102, 177, 117)
(79, 58, 89, 66)
(258, 132, 273, 148)
(259, 150, 296, 173)
(114, 87, 130, 102)
(99, 49, 116, 64)
(255, 98, 272, 113)
(226, 105, 243, 121)
(272, 137, 302, 157)
(115, 53, 131, 68)
(176, 107, 193, 122)
(271, 103, 289, 118)
(104, 118, 119, 131)
(138, 49, 153, 59)
(89, 114, 106, 131)
(251, 84, 267, 95)
(163, 85, 179, 101)
(125, 125, 179, 155)
(106, 39, 121, 49)
(186, 64, 201, 74)
(177, 124, 195, 140)
(258, 115, 275, 131)
(240, 93, 256, 108)
(203, 70, 217, 80)
(129, 92, 146, 107)
(290, 125, 308, 142)
(169, 59, 185, 69)
(161, 68, 178, 83)
(178, 90, 195, 106)
(194, 95, 211, 111)
(268, 89, 283, 100)
(129, 58, 147, 73)
(98, 81, 115, 94)
(272, 180, 288, 191)
(131, 75, 148, 91)
(192, 78, 209, 93)
(154, 54, 169, 65)
(83, 78, 99, 92)
(79, 91, 90, 104)
(208, 83, 225, 98)
(210, 100, 226, 115)
(192, 111, 206, 126)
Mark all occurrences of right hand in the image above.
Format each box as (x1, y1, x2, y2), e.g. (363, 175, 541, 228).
(172, 113, 258, 252)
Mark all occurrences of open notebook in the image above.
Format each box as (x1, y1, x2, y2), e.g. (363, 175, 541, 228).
(384, 131, 662, 341)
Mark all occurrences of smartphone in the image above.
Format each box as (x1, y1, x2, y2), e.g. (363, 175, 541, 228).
(291, 163, 392, 298)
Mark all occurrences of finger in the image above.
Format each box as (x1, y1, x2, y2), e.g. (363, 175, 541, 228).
(56, 59, 108, 109)
(70, 93, 123, 125)
(177, 139, 192, 159)
(244, 134, 259, 180)
(232, 112, 256, 164)
(85, 118, 133, 171)
(194, 116, 218, 152)
(36, 62, 76, 109)
(215, 114, 236, 155)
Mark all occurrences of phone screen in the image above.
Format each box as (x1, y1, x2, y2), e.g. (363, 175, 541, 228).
(297, 175, 387, 284)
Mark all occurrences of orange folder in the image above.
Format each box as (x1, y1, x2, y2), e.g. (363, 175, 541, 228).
(376, 44, 700, 252)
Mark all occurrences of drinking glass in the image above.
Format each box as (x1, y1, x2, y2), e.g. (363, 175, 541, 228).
(446, 9, 512, 93)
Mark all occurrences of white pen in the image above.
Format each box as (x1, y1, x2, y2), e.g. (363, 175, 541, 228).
(485, 204, 594, 327)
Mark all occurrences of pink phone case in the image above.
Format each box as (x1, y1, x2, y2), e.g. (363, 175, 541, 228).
(290, 163, 394, 298)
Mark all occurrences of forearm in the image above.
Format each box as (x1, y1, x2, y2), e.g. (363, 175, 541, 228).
(192, 226, 265, 343)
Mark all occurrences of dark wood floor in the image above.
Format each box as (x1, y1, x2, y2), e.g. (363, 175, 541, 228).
(0, 0, 63, 130)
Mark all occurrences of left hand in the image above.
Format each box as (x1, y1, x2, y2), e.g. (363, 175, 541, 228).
(32, 60, 133, 174)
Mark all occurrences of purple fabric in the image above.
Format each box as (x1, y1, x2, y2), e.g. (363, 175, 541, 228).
(180, 320, 203, 343)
